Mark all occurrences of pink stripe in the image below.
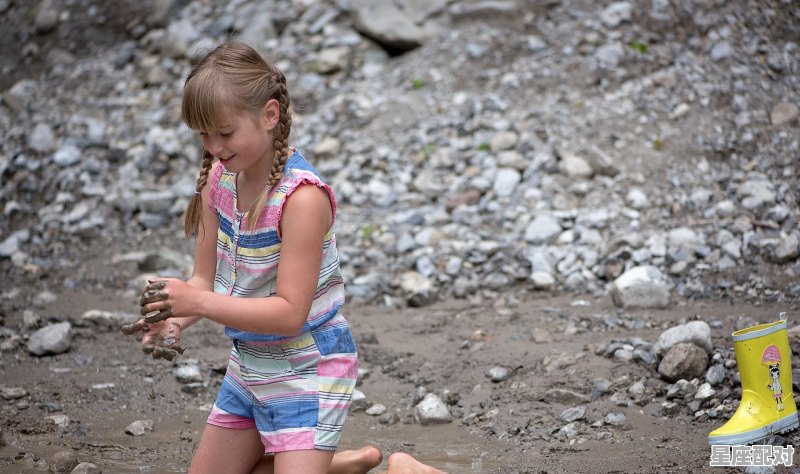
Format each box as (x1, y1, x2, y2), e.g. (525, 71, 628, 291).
(320, 402, 351, 410)
(261, 430, 316, 452)
(207, 408, 255, 429)
(317, 356, 358, 378)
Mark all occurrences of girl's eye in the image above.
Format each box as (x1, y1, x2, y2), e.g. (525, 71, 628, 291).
(221, 131, 233, 137)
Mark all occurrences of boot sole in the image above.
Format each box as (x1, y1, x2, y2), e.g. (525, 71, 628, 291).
(707, 412, 800, 445)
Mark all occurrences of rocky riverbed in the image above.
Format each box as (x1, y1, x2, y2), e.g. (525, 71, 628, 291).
(0, 0, 799, 472)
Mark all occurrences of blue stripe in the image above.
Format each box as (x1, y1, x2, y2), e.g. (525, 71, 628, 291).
(238, 230, 281, 249)
(284, 151, 322, 178)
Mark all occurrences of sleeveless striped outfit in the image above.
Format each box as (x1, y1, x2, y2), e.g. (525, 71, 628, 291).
(205, 150, 358, 453)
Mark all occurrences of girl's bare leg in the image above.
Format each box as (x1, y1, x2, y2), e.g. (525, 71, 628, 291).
(189, 425, 265, 474)
(251, 445, 382, 474)
(273, 449, 334, 473)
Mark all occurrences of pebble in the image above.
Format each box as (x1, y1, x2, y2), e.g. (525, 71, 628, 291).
(125, 419, 154, 436)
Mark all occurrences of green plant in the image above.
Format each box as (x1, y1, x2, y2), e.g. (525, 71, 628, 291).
(477, 142, 491, 152)
(653, 138, 664, 150)
(630, 41, 649, 54)
(361, 224, 382, 241)
(421, 144, 437, 157)
(411, 78, 425, 89)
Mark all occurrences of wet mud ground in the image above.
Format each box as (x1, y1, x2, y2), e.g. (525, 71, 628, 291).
(2, 276, 799, 473)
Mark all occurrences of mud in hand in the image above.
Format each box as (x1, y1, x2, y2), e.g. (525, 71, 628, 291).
(120, 319, 186, 362)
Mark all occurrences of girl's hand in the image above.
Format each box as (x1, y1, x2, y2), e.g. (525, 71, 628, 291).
(139, 278, 201, 323)
(120, 319, 186, 361)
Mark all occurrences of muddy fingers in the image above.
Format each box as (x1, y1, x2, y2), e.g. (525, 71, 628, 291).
(120, 321, 148, 335)
(143, 307, 173, 324)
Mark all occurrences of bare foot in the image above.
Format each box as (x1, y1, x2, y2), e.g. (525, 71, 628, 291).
(330, 445, 383, 474)
(384, 452, 446, 474)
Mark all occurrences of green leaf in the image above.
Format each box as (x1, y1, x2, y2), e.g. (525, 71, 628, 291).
(630, 41, 649, 54)
(411, 78, 425, 89)
(362, 224, 381, 241)
(653, 139, 664, 150)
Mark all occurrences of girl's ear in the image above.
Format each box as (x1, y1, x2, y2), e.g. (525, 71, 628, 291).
(261, 99, 280, 131)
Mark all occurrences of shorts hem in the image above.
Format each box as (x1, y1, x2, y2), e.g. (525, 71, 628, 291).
(265, 445, 338, 454)
(207, 417, 256, 430)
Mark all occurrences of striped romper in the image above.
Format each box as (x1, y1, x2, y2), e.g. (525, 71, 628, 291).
(205, 150, 358, 453)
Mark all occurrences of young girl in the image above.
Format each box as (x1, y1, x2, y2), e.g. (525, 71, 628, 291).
(126, 41, 383, 474)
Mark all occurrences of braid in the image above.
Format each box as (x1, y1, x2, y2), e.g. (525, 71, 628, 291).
(246, 78, 292, 230)
(184, 149, 215, 238)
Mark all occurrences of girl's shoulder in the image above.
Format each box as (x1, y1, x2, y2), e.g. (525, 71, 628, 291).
(280, 150, 326, 186)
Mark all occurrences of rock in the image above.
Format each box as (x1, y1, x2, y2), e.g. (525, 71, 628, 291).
(544, 388, 590, 404)
(490, 131, 518, 152)
(71, 462, 102, 474)
(599, 2, 633, 28)
(524, 214, 562, 245)
(558, 422, 578, 438)
(558, 151, 594, 178)
(604, 412, 627, 428)
(658, 343, 709, 382)
(174, 364, 203, 383)
(34, 0, 59, 34)
(705, 365, 726, 386)
(709, 41, 733, 61)
(48, 414, 70, 428)
(28, 122, 56, 153)
(349, 0, 441, 52)
(651, 320, 713, 358)
(49, 450, 79, 473)
(694, 382, 715, 401)
(350, 389, 368, 412)
(3, 79, 38, 113)
(313, 136, 341, 158)
(27, 322, 72, 356)
(366, 403, 387, 416)
(771, 102, 799, 126)
(53, 145, 81, 167)
(0, 386, 28, 400)
(595, 43, 625, 66)
(770, 233, 799, 263)
(493, 168, 521, 197)
(487, 366, 511, 382)
(560, 406, 586, 422)
(125, 419, 154, 436)
(610, 266, 671, 309)
(414, 394, 451, 425)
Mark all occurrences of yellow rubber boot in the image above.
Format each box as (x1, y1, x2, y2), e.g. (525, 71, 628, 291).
(708, 312, 799, 445)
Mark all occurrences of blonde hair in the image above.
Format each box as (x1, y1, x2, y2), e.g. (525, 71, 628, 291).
(181, 41, 293, 237)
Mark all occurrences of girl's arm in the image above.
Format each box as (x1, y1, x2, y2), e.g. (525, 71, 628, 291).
(142, 183, 333, 337)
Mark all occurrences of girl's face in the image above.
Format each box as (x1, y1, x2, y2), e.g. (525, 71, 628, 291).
(199, 106, 275, 175)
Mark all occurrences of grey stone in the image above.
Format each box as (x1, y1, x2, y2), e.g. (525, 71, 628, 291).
(658, 343, 709, 382)
(125, 419, 154, 436)
(652, 320, 713, 358)
(414, 394, 451, 425)
(27, 322, 72, 356)
(560, 406, 586, 422)
(610, 266, 671, 309)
